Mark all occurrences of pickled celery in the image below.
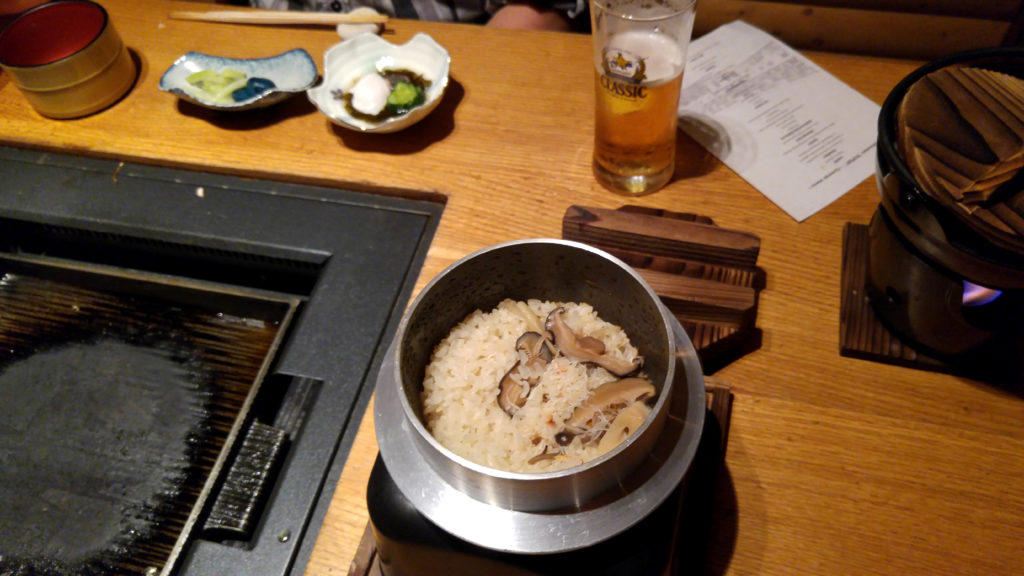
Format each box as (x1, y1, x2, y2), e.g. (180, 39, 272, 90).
(186, 69, 249, 104)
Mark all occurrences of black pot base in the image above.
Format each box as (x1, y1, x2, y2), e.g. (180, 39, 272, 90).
(840, 220, 1023, 387)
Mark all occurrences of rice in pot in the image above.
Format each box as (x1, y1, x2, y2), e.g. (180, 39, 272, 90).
(420, 299, 651, 473)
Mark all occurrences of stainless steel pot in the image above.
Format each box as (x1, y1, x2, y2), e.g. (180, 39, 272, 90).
(374, 238, 705, 554)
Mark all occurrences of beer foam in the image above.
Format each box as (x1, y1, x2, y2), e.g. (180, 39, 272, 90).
(604, 31, 682, 83)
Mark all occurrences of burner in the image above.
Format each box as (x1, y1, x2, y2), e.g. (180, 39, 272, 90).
(356, 383, 733, 576)
(840, 220, 1023, 384)
(840, 48, 1024, 384)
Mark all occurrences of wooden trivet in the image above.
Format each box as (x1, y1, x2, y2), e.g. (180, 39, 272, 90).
(348, 380, 734, 576)
(562, 205, 764, 373)
(839, 223, 949, 371)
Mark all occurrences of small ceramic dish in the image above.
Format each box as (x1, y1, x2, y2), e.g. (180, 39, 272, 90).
(307, 33, 450, 134)
(159, 48, 318, 111)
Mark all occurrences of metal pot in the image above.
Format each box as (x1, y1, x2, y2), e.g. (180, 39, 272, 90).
(374, 238, 705, 554)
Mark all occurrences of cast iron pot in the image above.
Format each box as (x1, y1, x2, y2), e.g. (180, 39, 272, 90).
(872, 47, 1024, 357)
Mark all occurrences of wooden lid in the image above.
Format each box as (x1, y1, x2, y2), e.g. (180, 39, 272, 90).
(897, 64, 1024, 255)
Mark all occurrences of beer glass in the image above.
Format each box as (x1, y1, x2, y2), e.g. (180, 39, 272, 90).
(590, 0, 697, 195)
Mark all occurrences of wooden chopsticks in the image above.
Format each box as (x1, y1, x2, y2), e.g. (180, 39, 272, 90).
(168, 10, 389, 26)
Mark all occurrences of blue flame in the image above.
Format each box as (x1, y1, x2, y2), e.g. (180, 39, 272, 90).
(962, 281, 1002, 307)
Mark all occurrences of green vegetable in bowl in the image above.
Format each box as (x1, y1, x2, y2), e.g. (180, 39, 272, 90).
(386, 81, 425, 114)
(334, 68, 431, 122)
(185, 68, 278, 105)
(186, 68, 249, 104)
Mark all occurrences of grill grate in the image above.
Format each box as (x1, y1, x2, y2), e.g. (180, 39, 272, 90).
(0, 267, 285, 576)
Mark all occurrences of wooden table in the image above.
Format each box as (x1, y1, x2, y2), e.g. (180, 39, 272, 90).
(2, 1, 1022, 574)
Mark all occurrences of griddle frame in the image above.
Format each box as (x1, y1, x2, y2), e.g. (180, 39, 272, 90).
(0, 145, 444, 576)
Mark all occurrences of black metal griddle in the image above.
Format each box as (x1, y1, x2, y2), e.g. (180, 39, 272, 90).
(0, 145, 443, 576)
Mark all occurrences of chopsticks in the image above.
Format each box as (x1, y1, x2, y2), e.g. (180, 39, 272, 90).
(168, 10, 389, 26)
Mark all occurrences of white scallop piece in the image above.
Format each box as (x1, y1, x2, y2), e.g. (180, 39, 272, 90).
(349, 73, 391, 115)
(307, 33, 450, 134)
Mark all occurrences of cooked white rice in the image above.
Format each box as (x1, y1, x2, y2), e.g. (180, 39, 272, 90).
(420, 299, 644, 473)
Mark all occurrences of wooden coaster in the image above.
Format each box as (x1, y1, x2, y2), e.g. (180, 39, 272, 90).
(839, 223, 950, 371)
(348, 380, 734, 576)
(562, 205, 764, 373)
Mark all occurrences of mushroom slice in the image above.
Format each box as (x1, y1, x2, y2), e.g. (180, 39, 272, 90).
(528, 445, 560, 465)
(497, 371, 528, 416)
(576, 335, 606, 356)
(517, 331, 553, 364)
(514, 300, 546, 334)
(596, 400, 651, 455)
(544, 307, 641, 376)
(497, 331, 554, 416)
(512, 302, 559, 358)
(563, 377, 656, 438)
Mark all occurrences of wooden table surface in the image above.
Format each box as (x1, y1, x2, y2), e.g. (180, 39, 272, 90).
(2, 1, 1022, 574)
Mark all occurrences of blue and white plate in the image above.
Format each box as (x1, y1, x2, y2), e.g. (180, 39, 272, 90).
(159, 48, 318, 111)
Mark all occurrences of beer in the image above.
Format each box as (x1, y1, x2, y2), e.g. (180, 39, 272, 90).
(593, 30, 685, 195)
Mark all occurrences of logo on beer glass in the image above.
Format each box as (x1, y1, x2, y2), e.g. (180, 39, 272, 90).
(602, 47, 647, 83)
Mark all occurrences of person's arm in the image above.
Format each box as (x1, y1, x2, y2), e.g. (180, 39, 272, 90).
(486, 2, 571, 31)
(484, 0, 587, 31)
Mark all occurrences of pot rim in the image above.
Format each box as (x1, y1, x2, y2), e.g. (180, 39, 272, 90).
(0, 0, 111, 70)
(393, 238, 675, 482)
